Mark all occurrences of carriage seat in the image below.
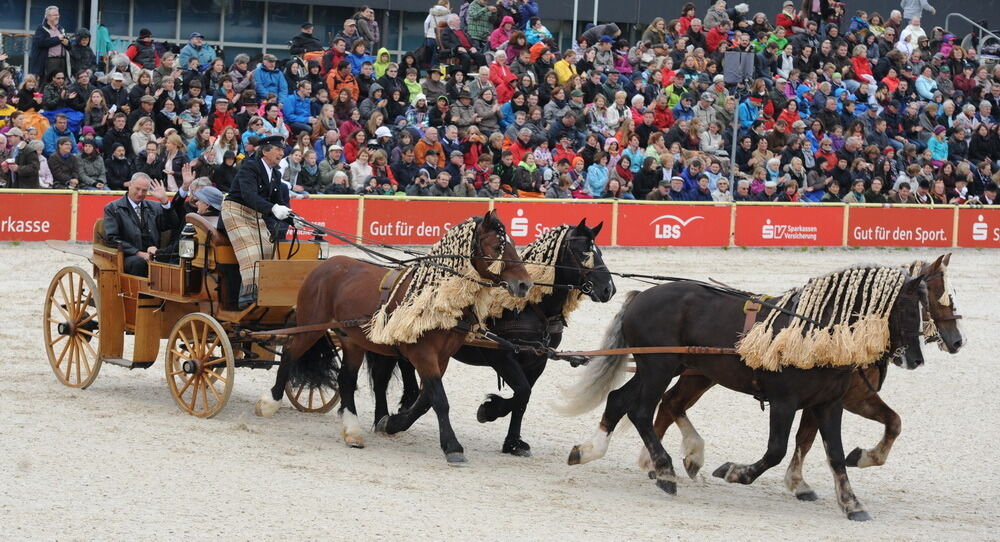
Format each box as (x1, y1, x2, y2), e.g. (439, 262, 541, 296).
(185, 213, 231, 246)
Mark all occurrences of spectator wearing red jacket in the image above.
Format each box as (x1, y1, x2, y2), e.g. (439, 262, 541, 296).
(207, 98, 238, 136)
(706, 21, 731, 53)
(775, 1, 803, 33)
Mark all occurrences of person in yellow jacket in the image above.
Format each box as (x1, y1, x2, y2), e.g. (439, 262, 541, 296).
(553, 49, 579, 85)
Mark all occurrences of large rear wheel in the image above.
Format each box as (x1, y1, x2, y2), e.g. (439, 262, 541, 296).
(165, 313, 235, 418)
(284, 333, 340, 413)
(43, 266, 102, 388)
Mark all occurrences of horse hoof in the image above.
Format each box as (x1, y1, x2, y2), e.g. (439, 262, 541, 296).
(684, 457, 702, 479)
(712, 462, 734, 479)
(344, 435, 365, 449)
(847, 510, 872, 522)
(796, 491, 819, 502)
(502, 443, 532, 457)
(374, 416, 389, 433)
(567, 446, 582, 465)
(446, 452, 468, 465)
(647, 471, 656, 480)
(476, 395, 501, 423)
(254, 394, 280, 418)
(845, 447, 863, 467)
(655, 478, 677, 495)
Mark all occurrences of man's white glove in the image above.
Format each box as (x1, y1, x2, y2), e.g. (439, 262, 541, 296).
(271, 204, 292, 220)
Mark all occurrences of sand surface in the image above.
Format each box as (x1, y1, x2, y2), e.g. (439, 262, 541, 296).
(1, 243, 997, 540)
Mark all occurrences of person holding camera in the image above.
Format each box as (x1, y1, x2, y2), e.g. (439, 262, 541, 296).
(405, 168, 433, 196)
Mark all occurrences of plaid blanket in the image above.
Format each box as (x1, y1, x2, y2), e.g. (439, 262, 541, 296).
(221, 200, 274, 294)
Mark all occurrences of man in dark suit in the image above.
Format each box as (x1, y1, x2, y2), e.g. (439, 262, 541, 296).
(221, 135, 292, 307)
(439, 14, 486, 74)
(102, 172, 178, 276)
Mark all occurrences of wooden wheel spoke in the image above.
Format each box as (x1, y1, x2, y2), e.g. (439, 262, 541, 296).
(74, 339, 83, 383)
(189, 321, 203, 358)
(204, 368, 227, 384)
(205, 335, 222, 355)
(62, 277, 76, 318)
(176, 329, 195, 359)
(318, 387, 328, 405)
(170, 347, 195, 362)
(176, 373, 196, 396)
(76, 310, 97, 327)
(76, 327, 96, 337)
(77, 335, 98, 361)
(49, 333, 68, 347)
(48, 316, 65, 325)
(189, 377, 201, 411)
(200, 376, 210, 410)
(54, 282, 73, 319)
(75, 275, 85, 315)
(169, 368, 186, 377)
(200, 324, 210, 356)
(76, 286, 93, 319)
(202, 357, 226, 367)
(293, 385, 304, 401)
(55, 336, 72, 368)
(203, 377, 222, 403)
(64, 339, 77, 382)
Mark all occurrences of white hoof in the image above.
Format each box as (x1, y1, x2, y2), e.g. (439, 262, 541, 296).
(254, 393, 281, 417)
(340, 410, 365, 448)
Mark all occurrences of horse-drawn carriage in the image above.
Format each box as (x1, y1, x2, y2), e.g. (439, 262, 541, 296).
(42, 213, 340, 418)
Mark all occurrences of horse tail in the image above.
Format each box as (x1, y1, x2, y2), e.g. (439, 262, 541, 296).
(557, 290, 639, 416)
(286, 333, 340, 390)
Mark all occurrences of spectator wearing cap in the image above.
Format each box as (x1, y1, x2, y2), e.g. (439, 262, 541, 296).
(3, 128, 40, 188)
(592, 35, 616, 73)
(336, 19, 362, 50)
(289, 23, 324, 57)
(254, 54, 289, 104)
(126, 28, 160, 70)
(179, 33, 215, 72)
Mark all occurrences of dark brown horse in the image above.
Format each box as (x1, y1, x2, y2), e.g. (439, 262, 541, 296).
(641, 254, 964, 501)
(562, 265, 928, 521)
(257, 211, 533, 464)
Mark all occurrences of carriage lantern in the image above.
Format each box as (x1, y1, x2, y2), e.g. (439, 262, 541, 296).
(179, 223, 197, 260)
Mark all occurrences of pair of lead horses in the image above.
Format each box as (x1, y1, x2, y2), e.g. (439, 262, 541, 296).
(257, 212, 613, 463)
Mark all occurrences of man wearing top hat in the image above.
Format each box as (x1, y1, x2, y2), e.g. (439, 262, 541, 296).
(221, 135, 292, 308)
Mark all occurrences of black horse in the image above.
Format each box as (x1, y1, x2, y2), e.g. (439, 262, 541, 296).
(562, 266, 928, 521)
(368, 220, 616, 456)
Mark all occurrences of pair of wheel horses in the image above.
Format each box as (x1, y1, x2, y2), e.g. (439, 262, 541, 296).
(562, 254, 963, 521)
(256, 212, 615, 464)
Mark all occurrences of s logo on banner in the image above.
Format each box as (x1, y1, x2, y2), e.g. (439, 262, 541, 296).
(510, 209, 529, 238)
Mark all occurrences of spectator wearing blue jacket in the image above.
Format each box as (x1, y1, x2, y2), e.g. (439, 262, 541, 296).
(346, 40, 375, 75)
(42, 114, 78, 157)
(283, 80, 316, 135)
(739, 96, 762, 131)
(518, 0, 539, 30)
(254, 54, 289, 103)
(178, 33, 216, 71)
(679, 159, 705, 192)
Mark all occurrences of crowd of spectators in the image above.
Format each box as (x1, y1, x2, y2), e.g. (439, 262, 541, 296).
(1, 1, 998, 205)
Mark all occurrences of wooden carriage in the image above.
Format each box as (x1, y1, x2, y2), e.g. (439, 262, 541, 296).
(42, 213, 340, 418)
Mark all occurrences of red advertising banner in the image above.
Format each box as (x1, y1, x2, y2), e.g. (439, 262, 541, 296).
(290, 197, 359, 244)
(616, 203, 730, 246)
(734, 204, 844, 246)
(0, 191, 72, 241)
(848, 206, 953, 247)
(362, 197, 490, 244)
(493, 200, 613, 244)
(76, 192, 121, 241)
(956, 207, 1000, 248)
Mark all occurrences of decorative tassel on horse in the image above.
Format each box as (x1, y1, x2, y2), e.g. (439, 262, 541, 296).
(364, 218, 498, 345)
(736, 265, 907, 371)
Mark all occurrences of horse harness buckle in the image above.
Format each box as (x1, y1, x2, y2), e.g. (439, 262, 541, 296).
(743, 295, 772, 410)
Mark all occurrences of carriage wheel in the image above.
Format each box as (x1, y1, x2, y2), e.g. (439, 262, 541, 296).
(284, 333, 340, 413)
(165, 313, 235, 418)
(43, 266, 103, 389)
(285, 381, 340, 413)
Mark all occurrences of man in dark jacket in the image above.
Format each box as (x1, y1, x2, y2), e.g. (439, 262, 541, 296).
(390, 145, 420, 189)
(102, 172, 177, 276)
(134, 141, 166, 182)
(3, 129, 40, 188)
(440, 14, 486, 74)
(30, 6, 69, 80)
(289, 23, 324, 56)
(103, 113, 133, 159)
(221, 135, 292, 307)
(69, 29, 98, 76)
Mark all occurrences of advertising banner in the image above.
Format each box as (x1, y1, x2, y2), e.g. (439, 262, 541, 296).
(734, 204, 844, 246)
(956, 207, 1000, 248)
(76, 192, 122, 241)
(362, 197, 490, 244)
(0, 191, 72, 241)
(847, 206, 953, 247)
(616, 203, 730, 246)
(290, 197, 359, 244)
(492, 200, 613, 244)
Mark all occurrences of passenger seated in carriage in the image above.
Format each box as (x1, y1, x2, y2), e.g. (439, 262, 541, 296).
(102, 172, 178, 276)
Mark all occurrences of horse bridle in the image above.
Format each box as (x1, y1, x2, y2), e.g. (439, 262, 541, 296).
(558, 234, 604, 295)
(470, 217, 509, 288)
(919, 269, 963, 343)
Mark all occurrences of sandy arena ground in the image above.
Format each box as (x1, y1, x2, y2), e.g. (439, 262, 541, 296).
(1, 243, 998, 540)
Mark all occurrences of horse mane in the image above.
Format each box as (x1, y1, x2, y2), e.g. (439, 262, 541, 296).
(364, 217, 502, 345)
(736, 263, 909, 371)
(484, 225, 584, 322)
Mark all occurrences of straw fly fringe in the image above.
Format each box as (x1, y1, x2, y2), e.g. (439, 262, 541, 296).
(364, 218, 503, 345)
(736, 264, 908, 371)
(484, 225, 585, 322)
